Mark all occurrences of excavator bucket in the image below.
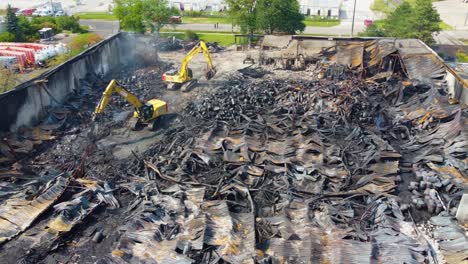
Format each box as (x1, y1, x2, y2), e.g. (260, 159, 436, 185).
(205, 68, 216, 80)
(88, 122, 107, 143)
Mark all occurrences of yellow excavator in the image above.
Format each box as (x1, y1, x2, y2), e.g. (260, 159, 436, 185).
(93, 79, 168, 130)
(162, 40, 216, 92)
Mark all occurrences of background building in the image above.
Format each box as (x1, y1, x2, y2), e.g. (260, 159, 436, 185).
(206, 0, 227, 12)
(168, 0, 227, 12)
(299, 0, 341, 18)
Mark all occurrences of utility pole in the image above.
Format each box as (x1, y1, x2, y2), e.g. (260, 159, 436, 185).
(351, 0, 357, 36)
(465, 12, 468, 26)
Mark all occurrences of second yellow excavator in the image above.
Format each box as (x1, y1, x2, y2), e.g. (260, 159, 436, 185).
(162, 40, 216, 92)
(93, 79, 168, 130)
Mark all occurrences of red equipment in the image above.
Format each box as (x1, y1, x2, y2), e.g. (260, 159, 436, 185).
(0, 50, 28, 68)
(0, 43, 48, 51)
(22, 9, 36, 16)
(0, 47, 36, 65)
(0, 42, 50, 69)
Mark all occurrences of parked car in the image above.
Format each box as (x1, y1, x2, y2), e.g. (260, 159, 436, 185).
(33, 9, 54, 17)
(15, 9, 25, 16)
(54, 10, 65, 17)
(168, 16, 182, 24)
(22, 9, 36, 16)
(364, 19, 373, 26)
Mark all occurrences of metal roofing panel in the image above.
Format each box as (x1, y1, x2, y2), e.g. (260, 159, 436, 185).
(335, 42, 364, 67)
(297, 39, 336, 57)
(395, 39, 432, 56)
(262, 35, 293, 49)
(401, 54, 445, 83)
(366, 39, 398, 67)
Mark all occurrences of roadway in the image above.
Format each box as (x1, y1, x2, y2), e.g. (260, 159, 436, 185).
(80, 19, 120, 37)
(81, 19, 468, 47)
(168, 23, 365, 36)
(434, 0, 468, 30)
(81, 20, 368, 38)
(433, 31, 465, 46)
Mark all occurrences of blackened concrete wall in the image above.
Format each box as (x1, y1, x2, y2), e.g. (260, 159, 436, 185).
(0, 33, 157, 132)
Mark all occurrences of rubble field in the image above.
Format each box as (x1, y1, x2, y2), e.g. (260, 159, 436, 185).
(0, 38, 466, 264)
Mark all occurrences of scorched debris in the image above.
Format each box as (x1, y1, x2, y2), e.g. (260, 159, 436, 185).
(0, 39, 466, 264)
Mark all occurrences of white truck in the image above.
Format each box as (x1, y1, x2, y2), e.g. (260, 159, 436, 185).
(32, 2, 64, 17)
(50, 2, 64, 15)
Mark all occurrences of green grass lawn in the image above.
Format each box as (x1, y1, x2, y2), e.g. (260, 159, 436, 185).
(372, 0, 440, 13)
(439, 22, 454, 30)
(457, 51, 468, 62)
(160, 30, 343, 46)
(197, 33, 236, 45)
(371, 0, 395, 13)
(76, 12, 117, 20)
(75, 13, 339, 29)
(161, 28, 239, 34)
(75, 13, 230, 23)
(160, 32, 237, 46)
(304, 19, 340, 27)
(183, 16, 340, 27)
(182, 16, 232, 24)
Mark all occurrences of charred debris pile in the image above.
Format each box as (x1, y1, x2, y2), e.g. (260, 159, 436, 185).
(115, 69, 465, 262)
(0, 42, 466, 263)
(118, 70, 466, 263)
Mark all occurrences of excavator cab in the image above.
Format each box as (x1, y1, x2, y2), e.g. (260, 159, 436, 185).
(162, 41, 216, 92)
(137, 103, 156, 121)
(163, 68, 193, 83)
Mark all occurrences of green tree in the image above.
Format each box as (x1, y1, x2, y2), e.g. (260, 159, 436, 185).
(5, 4, 21, 41)
(411, 0, 441, 45)
(56, 16, 82, 33)
(382, 2, 414, 38)
(141, 0, 179, 34)
(0, 32, 16, 42)
(114, 0, 145, 33)
(226, 0, 257, 34)
(256, 0, 304, 34)
(30, 16, 61, 35)
(361, 0, 441, 45)
(185, 30, 199, 41)
(18, 16, 40, 41)
(114, 0, 178, 34)
(360, 23, 385, 37)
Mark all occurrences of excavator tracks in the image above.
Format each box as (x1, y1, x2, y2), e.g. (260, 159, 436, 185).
(181, 79, 198, 92)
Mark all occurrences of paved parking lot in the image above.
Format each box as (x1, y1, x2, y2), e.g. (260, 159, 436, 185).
(434, 0, 468, 29)
(340, 0, 382, 21)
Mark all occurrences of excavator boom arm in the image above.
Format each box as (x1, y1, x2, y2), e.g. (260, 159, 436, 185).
(94, 79, 144, 114)
(200, 41, 214, 70)
(178, 41, 215, 79)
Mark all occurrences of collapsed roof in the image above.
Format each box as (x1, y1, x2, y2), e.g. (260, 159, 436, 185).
(0, 35, 466, 263)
